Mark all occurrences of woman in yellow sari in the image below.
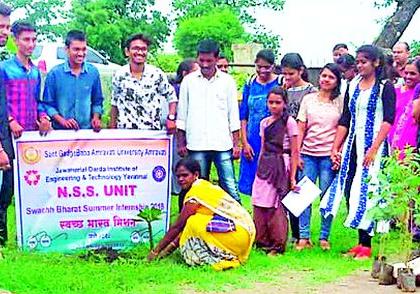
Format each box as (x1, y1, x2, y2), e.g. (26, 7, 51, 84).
(147, 158, 255, 270)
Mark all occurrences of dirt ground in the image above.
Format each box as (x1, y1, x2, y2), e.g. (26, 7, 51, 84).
(200, 271, 404, 294)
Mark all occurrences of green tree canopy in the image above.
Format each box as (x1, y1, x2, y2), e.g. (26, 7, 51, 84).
(173, 8, 247, 59)
(172, 0, 284, 53)
(5, 0, 67, 40)
(68, 0, 170, 64)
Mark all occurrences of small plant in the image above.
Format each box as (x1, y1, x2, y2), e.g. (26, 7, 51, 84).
(135, 207, 164, 250)
(369, 147, 420, 290)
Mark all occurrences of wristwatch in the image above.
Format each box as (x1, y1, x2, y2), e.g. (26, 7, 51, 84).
(167, 114, 176, 121)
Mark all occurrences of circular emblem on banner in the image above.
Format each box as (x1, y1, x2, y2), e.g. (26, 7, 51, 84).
(22, 147, 41, 165)
(152, 166, 166, 182)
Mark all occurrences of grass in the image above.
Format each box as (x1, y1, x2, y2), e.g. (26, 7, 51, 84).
(0, 171, 378, 294)
(0, 81, 379, 293)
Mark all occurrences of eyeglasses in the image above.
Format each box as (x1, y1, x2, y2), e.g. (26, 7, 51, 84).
(217, 64, 229, 69)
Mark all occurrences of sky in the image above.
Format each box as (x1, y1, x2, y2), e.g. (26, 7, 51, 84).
(153, 0, 420, 66)
(11, 0, 420, 66)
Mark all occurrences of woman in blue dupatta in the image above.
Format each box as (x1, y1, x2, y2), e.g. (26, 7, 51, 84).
(320, 45, 396, 259)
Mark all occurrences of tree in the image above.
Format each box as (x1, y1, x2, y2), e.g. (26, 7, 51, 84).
(374, 0, 420, 48)
(172, 0, 284, 53)
(174, 8, 247, 59)
(69, 0, 170, 64)
(5, 0, 68, 40)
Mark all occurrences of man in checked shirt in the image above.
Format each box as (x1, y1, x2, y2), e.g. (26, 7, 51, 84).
(0, 20, 50, 246)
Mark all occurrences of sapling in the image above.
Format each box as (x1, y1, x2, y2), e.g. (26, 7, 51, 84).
(135, 207, 164, 250)
(369, 147, 420, 290)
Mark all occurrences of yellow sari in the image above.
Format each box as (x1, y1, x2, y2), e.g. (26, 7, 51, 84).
(179, 179, 256, 270)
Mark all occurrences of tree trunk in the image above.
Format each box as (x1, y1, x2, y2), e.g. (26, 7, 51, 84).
(374, 0, 420, 48)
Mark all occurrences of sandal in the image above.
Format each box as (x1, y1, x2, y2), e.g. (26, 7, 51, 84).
(343, 244, 362, 257)
(320, 240, 331, 251)
(295, 239, 312, 251)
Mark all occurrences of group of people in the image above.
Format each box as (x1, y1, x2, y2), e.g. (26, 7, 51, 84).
(0, 2, 419, 271)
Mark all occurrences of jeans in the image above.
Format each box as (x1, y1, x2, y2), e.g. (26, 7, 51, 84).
(188, 150, 241, 203)
(298, 154, 336, 240)
(0, 165, 13, 245)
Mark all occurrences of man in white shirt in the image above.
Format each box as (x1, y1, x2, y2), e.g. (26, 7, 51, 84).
(177, 39, 241, 203)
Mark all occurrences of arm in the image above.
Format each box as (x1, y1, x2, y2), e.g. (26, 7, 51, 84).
(363, 82, 396, 166)
(109, 73, 120, 129)
(296, 121, 306, 170)
(91, 69, 104, 131)
(239, 83, 254, 160)
(176, 80, 188, 157)
(228, 78, 241, 159)
(147, 201, 199, 261)
(289, 135, 299, 190)
(331, 88, 351, 168)
(158, 71, 178, 134)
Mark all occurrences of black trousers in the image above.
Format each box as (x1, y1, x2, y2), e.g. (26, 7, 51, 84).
(0, 164, 14, 245)
(345, 141, 371, 248)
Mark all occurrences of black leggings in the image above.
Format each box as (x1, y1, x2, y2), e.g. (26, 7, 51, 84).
(346, 141, 371, 248)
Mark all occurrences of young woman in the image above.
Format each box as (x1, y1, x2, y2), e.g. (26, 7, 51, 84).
(252, 86, 299, 255)
(280, 53, 317, 242)
(336, 54, 357, 95)
(148, 158, 255, 270)
(320, 45, 396, 259)
(295, 63, 343, 251)
(239, 49, 281, 195)
(388, 58, 420, 157)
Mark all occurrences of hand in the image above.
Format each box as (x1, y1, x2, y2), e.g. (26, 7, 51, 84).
(0, 150, 10, 171)
(232, 146, 241, 160)
(59, 118, 79, 130)
(91, 116, 102, 132)
(290, 178, 297, 191)
(177, 144, 188, 157)
(147, 249, 159, 262)
(9, 120, 24, 138)
(242, 143, 254, 161)
(38, 118, 51, 136)
(363, 147, 377, 167)
(298, 155, 304, 170)
(166, 120, 176, 135)
(330, 150, 341, 170)
(413, 99, 420, 124)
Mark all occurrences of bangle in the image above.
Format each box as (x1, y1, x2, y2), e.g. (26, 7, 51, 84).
(8, 116, 14, 123)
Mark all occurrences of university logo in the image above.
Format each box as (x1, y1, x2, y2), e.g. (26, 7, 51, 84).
(24, 170, 41, 186)
(22, 147, 41, 165)
(152, 166, 166, 182)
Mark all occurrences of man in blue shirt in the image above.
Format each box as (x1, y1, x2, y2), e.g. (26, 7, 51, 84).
(41, 30, 104, 131)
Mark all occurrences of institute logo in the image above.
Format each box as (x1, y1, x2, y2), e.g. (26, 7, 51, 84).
(24, 170, 41, 186)
(152, 166, 166, 182)
(22, 147, 41, 165)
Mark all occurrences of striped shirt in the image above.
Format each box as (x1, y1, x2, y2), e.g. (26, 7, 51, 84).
(0, 56, 43, 131)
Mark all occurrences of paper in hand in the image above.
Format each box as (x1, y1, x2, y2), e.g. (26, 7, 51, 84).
(282, 176, 321, 217)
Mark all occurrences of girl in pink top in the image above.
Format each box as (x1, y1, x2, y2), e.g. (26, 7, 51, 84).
(388, 58, 420, 157)
(252, 86, 299, 255)
(295, 63, 343, 251)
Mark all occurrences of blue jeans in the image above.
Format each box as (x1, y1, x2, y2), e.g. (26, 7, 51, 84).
(298, 154, 336, 240)
(188, 150, 241, 203)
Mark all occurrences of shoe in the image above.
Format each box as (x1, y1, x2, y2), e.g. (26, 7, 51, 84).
(295, 239, 312, 251)
(320, 240, 331, 251)
(343, 244, 362, 257)
(354, 246, 372, 260)
(267, 250, 279, 257)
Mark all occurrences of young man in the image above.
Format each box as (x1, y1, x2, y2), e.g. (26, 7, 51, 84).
(0, 2, 11, 61)
(1, 21, 50, 137)
(176, 39, 241, 203)
(332, 43, 349, 63)
(216, 54, 229, 73)
(0, 2, 12, 246)
(110, 33, 177, 132)
(392, 41, 411, 78)
(41, 30, 103, 131)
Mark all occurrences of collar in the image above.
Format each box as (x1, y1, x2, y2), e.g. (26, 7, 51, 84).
(196, 68, 222, 80)
(13, 55, 35, 70)
(64, 60, 88, 74)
